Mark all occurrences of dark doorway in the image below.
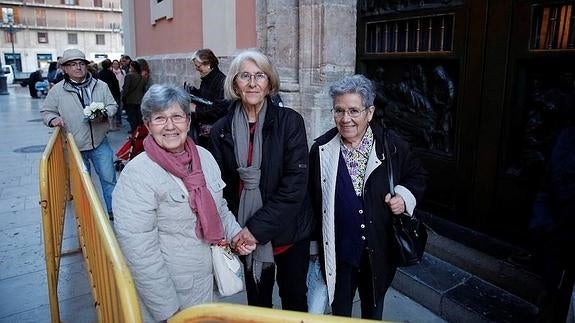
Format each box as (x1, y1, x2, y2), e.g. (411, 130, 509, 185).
(356, 0, 575, 249)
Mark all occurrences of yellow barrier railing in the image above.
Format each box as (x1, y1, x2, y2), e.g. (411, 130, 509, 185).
(169, 303, 380, 323)
(39, 127, 74, 323)
(65, 133, 141, 322)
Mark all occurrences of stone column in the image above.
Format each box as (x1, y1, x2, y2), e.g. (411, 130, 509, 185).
(257, 0, 357, 142)
(298, 0, 357, 141)
(256, 0, 301, 107)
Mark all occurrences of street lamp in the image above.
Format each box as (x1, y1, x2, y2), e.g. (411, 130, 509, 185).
(0, 7, 15, 95)
(8, 23, 15, 68)
(3, 9, 17, 70)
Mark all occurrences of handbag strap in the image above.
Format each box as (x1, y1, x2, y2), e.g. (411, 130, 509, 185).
(383, 130, 416, 220)
(382, 129, 395, 197)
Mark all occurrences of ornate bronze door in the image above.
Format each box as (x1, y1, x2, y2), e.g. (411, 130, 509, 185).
(357, 0, 575, 246)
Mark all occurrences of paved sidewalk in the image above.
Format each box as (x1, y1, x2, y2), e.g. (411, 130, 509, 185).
(0, 85, 445, 322)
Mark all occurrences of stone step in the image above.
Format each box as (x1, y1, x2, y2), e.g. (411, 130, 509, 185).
(392, 253, 539, 323)
(423, 214, 546, 306)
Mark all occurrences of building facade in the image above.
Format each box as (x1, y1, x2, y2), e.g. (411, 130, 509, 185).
(0, 0, 124, 76)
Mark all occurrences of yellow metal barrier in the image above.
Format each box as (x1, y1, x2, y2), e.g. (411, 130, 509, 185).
(169, 303, 382, 323)
(65, 133, 141, 322)
(39, 127, 73, 323)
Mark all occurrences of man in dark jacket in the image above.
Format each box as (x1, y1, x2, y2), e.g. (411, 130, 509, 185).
(28, 69, 43, 98)
(97, 59, 121, 105)
(97, 59, 121, 130)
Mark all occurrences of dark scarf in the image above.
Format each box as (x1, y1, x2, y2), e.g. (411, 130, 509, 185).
(67, 73, 95, 107)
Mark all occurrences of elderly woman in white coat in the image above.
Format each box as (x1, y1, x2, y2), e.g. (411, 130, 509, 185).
(308, 75, 426, 319)
(113, 84, 255, 322)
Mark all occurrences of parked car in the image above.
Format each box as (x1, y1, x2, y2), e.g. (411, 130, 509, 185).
(1, 65, 14, 84)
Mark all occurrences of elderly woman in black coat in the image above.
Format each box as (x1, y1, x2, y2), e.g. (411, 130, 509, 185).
(308, 74, 426, 319)
(209, 49, 313, 312)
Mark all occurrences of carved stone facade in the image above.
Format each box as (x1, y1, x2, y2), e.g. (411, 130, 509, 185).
(142, 0, 358, 143)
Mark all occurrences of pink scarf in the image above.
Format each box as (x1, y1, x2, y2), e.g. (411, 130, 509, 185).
(143, 135, 224, 243)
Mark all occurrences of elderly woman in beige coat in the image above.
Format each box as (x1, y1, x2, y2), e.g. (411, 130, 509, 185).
(113, 84, 255, 322)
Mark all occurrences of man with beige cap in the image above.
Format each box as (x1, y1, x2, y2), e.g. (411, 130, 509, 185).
(41, 48, 118, 220)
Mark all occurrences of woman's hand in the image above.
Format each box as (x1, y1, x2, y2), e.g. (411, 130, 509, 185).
(385, 193, 406, 215)
(231, 228, 258, 250)
(235, 243, 256, 255)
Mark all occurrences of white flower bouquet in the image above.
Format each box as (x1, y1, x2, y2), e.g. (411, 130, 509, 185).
(83, 102, 108, 122)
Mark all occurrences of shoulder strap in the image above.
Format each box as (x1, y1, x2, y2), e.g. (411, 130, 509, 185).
(383, 129, 395, 197)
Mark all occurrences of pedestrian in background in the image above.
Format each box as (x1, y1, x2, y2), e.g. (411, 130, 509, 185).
(40, 48, 117, 220)
(188, 48, 227, 148)
(137, 57, 151, 86)
(120, 55, 132, 75)
(28, 69, 43, 98)
(112, 59, 125, 128)
(308, 74, 426, 319)
(97, 59, 121, 131)
(209, 50, 313, 312)
(122, 60, 147, 132)
(113, 84, 255, 322)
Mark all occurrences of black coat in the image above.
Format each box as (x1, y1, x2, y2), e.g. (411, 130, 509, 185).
(309, 124, 426, 303)
(209, 98, 314, 246)
(97, 69, 121, 105)
(192, 67, 226, 124)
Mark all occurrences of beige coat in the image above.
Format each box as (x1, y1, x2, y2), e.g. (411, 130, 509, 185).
(41, 78, 117, 151)
(113, 148, 242, 322)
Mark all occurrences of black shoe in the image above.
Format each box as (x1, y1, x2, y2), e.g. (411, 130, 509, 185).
(108, 212, 114, 221)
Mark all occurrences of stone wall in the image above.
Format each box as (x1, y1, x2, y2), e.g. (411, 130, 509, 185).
(140, 0, 357, 145)
(256, 0, 358, 142)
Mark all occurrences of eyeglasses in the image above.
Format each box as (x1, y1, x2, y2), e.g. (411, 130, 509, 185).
(236, 72, 268, 84)
(66, 61, 86, 68)
(149, 114, 189, 126)
(332, 107, 369, 119)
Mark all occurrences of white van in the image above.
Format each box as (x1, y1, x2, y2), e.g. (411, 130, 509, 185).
(2, 65, 14, 84)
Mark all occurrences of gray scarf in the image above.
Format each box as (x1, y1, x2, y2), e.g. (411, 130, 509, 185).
(232, 100, 273, 284)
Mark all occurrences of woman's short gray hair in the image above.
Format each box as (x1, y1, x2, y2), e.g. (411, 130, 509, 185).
(328, 74, 375, 107)
(223, 50, 280, 100)
(141, 84, 191, 121)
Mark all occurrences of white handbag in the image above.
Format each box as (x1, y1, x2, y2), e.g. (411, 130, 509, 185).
(168, 173, 244, 296)
(211, 244, 244, 296)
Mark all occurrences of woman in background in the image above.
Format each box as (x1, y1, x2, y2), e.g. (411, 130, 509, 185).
(111, 59, 125, 128)
(188, 48, 227, 148)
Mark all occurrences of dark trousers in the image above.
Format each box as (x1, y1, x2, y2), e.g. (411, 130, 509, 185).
(244, 239, 309, 312)
(331, 250, 386, 320)
(125, 103, 142, 132)
(114, 101, 123, 126)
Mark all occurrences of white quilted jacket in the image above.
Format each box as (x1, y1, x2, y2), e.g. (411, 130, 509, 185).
(113, 148, 241, 322)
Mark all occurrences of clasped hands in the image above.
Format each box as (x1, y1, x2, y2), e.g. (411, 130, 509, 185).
(230, 227, 258, 255)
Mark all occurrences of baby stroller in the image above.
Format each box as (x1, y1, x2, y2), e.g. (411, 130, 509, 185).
(114, 124, 148, 172)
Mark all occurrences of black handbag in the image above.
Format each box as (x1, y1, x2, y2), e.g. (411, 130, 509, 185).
(383, 131, 427, 267)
